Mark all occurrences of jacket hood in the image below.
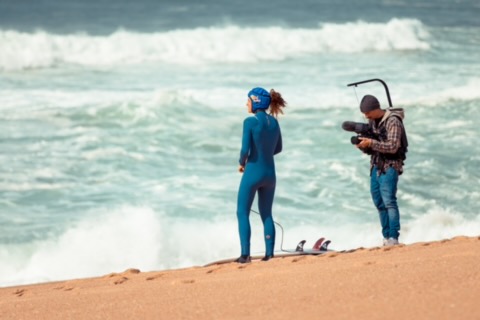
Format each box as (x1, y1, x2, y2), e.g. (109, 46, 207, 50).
(380, 107, 405, 125)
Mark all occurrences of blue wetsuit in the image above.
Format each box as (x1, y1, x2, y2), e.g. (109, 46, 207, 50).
(237, 110, 282, 257)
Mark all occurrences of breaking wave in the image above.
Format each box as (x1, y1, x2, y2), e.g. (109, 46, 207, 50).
(0, 18, 430, 71)
(0, 204, 478, 287)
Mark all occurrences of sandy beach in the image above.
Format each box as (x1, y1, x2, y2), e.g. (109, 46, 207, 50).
(1, 236, 479, 320)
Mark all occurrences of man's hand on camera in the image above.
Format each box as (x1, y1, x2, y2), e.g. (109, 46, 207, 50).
(357, 137, 373, 149)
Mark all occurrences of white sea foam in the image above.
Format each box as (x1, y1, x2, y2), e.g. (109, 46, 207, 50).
(401, 77, 480, 106)
(0, 18, 430, 71)
(82, 147, 145, 161)
(434, 78, 480, 103)
(1, 74, 478, 122)
(318, 18, 430, 52)
(0, 206, 240, 287)
(0, 181, 69, 192)
(0, 207, 164, 287)
(402, 206, 480, 242)
(0, 204, 478, 287)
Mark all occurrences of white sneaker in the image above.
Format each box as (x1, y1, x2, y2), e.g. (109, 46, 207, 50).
(383, 238, 388, 246)
(386, 238, 399, 246)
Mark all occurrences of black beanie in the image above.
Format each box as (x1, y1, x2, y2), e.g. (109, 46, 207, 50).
(360, 95, 380, 113)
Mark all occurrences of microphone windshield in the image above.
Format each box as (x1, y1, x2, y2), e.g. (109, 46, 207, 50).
(341, 121, 357, 132)
(341, 121, 370, 134)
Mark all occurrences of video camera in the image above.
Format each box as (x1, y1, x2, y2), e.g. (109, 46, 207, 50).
(342, 78, 392, 146)
(341, 121, 378, 145)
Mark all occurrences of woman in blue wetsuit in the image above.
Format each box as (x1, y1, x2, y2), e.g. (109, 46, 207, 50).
(236, 87, 286, 263)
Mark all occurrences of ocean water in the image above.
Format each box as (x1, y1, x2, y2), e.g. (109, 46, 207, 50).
(0, 0, 479, 287)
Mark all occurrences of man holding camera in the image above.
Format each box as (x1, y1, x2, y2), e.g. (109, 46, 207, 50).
(355, 95, 408, 246)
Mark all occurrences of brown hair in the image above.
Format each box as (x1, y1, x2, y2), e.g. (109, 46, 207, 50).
(269, 89, 286, 118)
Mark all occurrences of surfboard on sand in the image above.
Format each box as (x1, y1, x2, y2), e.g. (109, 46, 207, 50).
(204, 238, 333, 267)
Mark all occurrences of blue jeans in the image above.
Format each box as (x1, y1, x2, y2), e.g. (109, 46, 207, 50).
(370, 166, 401, 239)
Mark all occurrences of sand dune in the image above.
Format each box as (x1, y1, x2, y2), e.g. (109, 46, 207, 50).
(1, 236, 479, 320)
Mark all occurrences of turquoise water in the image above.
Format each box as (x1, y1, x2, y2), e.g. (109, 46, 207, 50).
(0, 0, 479, 286)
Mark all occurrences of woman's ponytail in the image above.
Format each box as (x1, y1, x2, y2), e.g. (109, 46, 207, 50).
(269, 89, 286, 118)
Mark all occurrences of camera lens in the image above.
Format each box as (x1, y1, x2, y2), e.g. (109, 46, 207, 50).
(351, 136, 360, 145)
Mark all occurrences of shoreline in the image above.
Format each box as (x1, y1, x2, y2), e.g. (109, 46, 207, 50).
(1, 235, 479, 319)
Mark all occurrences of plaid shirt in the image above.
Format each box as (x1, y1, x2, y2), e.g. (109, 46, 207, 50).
(369, 110, 405, 175)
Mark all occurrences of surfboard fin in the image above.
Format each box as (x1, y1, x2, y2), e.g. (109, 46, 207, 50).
(320, 240, 331, 251)
(295, 240, 306, 252)
(312, 237, 325, 250)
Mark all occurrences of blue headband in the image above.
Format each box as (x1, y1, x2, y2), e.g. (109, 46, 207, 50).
(248, 87, 271, 111)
